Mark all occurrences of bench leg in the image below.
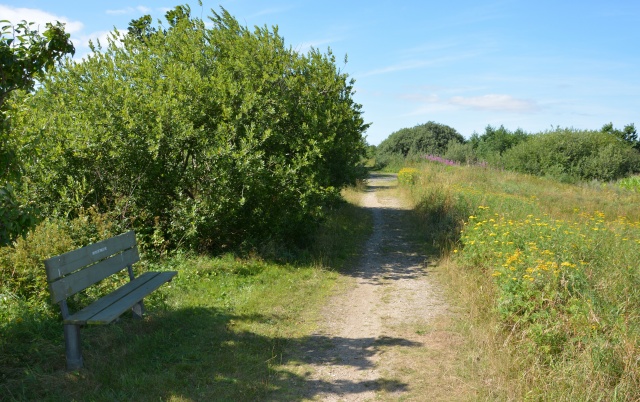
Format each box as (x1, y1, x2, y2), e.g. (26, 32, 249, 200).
(64, 324, 83, 370)
(131, 300, 145, 319)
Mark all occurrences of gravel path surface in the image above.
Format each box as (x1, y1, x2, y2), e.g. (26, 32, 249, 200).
(291, 174, 452, 401)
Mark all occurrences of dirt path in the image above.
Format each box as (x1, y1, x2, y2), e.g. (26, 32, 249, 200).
(282, 174, 464, 401)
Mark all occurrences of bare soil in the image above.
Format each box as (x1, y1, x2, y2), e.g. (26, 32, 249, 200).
(277, 174, 469, 401)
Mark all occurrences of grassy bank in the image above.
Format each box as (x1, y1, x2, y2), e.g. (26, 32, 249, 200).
(401, 162, 640, 400)
(0, 188, 372, 401)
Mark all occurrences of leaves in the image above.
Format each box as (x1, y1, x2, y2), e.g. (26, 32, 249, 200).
(10, 6, 368, 252)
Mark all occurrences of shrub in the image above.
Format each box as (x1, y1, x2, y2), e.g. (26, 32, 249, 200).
(501, 128, 640, 181)
(0, 207, 117, 307)
(470, 125, 529, 162)
(617, 175, 640, 192)
(10, 6, 369, 252)
(397, 168, 419, 185)
(443, 141, 477, 164)
(376, 121, 464, 167)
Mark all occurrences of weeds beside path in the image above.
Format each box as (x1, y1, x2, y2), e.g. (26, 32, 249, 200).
(277, 174, 473, 401)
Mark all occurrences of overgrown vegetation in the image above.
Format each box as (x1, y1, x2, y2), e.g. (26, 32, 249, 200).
(401, 161, 640, 400)
(2, 6, 369, 251)
(379, 122, 640, 184)
(1, 19, 75, 244)
(0, 186, 372, 400)
(375, 121, 464, 169)
(502, 128, 640, 182)
(0, 6, 373, 398)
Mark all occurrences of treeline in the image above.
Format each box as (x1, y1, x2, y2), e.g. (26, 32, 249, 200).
(0, 6, 369, 250)
(375, 122, 640, 182)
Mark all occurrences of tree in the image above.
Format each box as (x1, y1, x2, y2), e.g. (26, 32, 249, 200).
(0, 20, 74, 109)
(375, 121, 464, 166)
(0, 19, 74, 245)
(474, 125, 528, 159)
(601, 122, 639, 150)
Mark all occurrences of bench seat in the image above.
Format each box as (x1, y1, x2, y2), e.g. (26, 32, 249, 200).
(66, 271, 177, 325)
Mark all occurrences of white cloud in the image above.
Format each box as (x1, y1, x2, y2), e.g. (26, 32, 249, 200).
(450, 94, 539, 112)
(0, 5, 83, 33)
(105, 6, 151, 16)
(74, 30, 120, 49)
(400, 92, 540, 118)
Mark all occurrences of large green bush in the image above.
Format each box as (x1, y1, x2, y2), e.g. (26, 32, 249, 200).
(9, 6, 368, 251)
(469, 125, 529, 164)
(501, 128, 640, 181)
(375, 121, 464, 167)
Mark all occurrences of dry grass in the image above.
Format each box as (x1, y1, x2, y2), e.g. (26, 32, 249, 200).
(400, 161, 640, 401)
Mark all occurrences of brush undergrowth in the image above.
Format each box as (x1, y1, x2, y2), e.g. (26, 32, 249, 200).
(0, 187, 372, 401)
(402, 161, 640, 401)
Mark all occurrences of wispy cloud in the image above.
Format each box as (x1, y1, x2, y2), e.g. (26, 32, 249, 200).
(247, 5, 296, 19)
(402, 92, 540, 116)
(0, 5, 83, 33)
(296, 37, 339, 53)
(450, 94, 539, 112)
(105, 6, 151, 16)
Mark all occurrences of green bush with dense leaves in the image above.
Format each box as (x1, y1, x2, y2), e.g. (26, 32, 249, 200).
(7, 6, 369, 251)
(0, 207, 118, 308)
(469, 125, 528, 164)
(501, 128, 640, 182)
(1, 19, 75, 245)
(375, 121, 463, 168)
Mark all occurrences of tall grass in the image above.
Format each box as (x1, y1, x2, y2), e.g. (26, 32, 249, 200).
(402, 161, 640, 400)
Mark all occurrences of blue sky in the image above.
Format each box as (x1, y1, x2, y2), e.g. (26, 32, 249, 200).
(2, 1, 639, 145)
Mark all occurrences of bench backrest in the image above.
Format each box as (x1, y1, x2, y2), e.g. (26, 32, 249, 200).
(44, 231, 140, 304)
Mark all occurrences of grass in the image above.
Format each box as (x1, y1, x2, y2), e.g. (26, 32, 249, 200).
(0, 187, 373, 401)
(617, 175, 640, 192)
(400, 160, 640, 401)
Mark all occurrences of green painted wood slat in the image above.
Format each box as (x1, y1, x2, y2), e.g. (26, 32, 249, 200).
(84, 271, 176, 325)
(44, 231, 137, 281)
(64, 272, 160, 325)
(47, 247, 139, 304)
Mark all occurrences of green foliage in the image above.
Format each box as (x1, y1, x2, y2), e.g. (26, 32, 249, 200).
(10, 6, 368, 251)
(469, 125, 528, 164)
(0, 184, 38, 245)
(397, 168, 419, 185)
(617, 175, 640, 192)
(407, 162, 640, 399)
(443, 141, 477, 164)
(375, 121, 464, 167)
(0, 19, 74, 244)
(601, 122, 639, 150)
(0, 19, 74, 109)
(501, 128, 640, 182)
(0, 207, 117, 307)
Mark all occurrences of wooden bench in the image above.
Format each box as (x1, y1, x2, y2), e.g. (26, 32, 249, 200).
(44, 230, 177, 370)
